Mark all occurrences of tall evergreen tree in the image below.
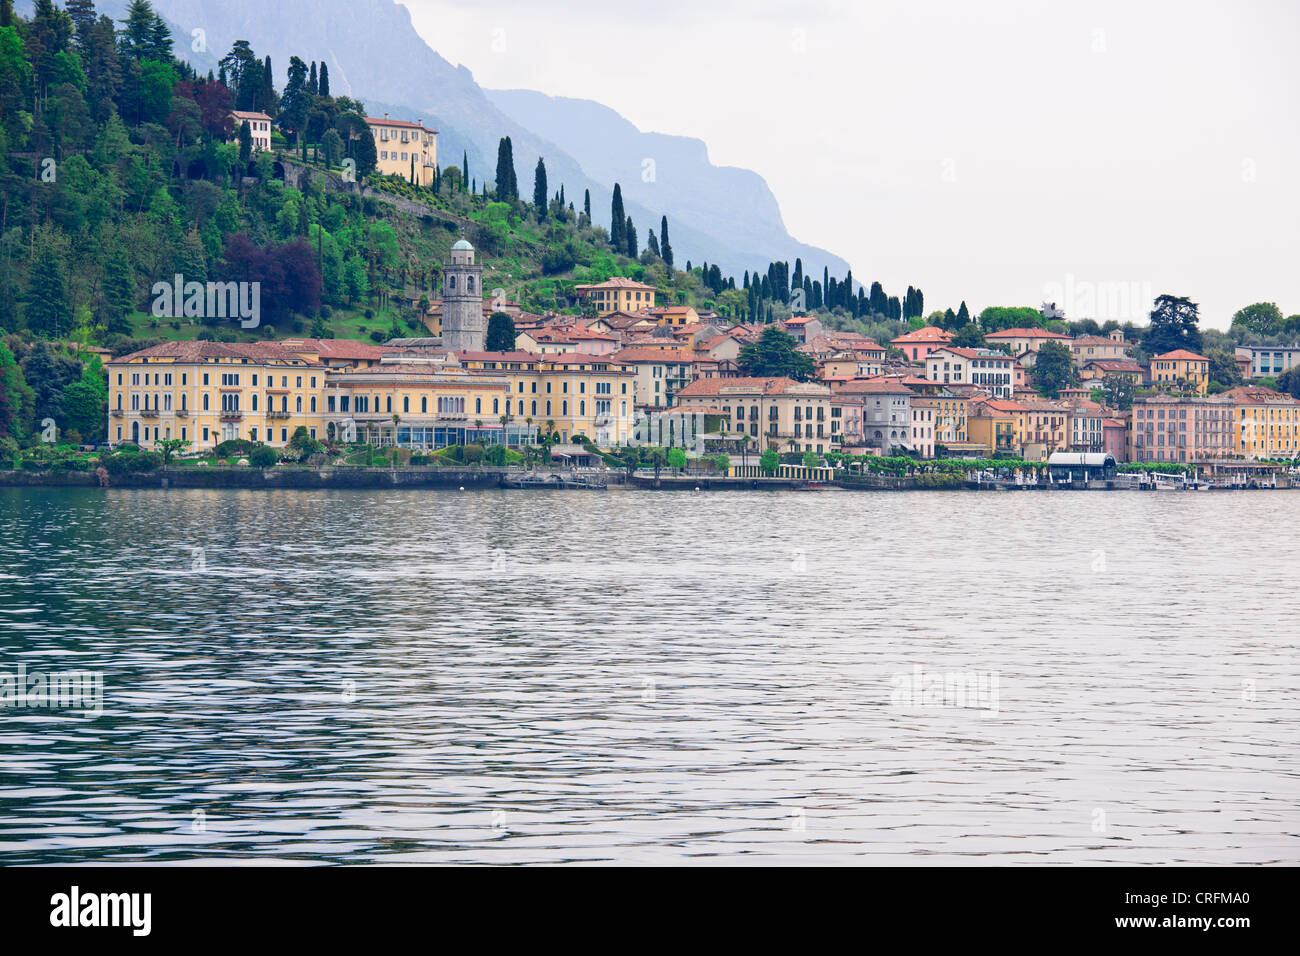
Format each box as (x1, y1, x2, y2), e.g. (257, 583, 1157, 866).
(647, 229, 660, 258)
(625, 216, 636, 258)
(308, 61, 318, 95)
(659, 216, 673, 269)
(583, 188, 591, 221)
(532, 156, 547, 218)
(318, 61, 329, 97)
(609, 184, 626, 250)
(494, 137, 517, 201)
(462, 150, 469, 191)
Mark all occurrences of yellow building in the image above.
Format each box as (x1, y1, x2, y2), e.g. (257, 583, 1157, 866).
(455, 351, 637, 446)
(575, 277, 658, 315)
(674, 376, 839, 454)
(1151, 350, 1210, 395)
(366, 115, 437, 186)
(107, 342, 327, 449)
(912, 393, 968, 446)
(967, 399, 1020, 457)
(1223, 386, 1300, 458)
(323, 355, 514, 447)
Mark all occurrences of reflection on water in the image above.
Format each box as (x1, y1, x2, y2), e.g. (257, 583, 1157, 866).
(0, 486, 1296, 864)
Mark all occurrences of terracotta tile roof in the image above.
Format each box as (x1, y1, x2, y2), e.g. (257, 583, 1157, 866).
(677, 376, 831, 398)
(280, 337, 392, 360)
(1072, 335, 1124, 346)
(111, 340, 325, 366)
(891, 326, 954, 344)
(832, 379, 914, 395)
(455, 351, 539, 362)
(365, 116, 437, 133)
(1084, 359, 1144, 372)
(1221, 386, 1300, 405)
(1153, 349, 1210, 362)
(609, 348, 696, 363)
(574, 277, 658, 292)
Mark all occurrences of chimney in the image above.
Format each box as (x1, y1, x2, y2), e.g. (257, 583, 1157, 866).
(384, 112, 389, 120)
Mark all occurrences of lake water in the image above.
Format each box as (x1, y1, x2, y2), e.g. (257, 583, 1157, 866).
(0, 486, 1296, 865)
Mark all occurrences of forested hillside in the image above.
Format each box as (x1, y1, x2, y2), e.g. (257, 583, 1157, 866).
(0, 0, 932, 452)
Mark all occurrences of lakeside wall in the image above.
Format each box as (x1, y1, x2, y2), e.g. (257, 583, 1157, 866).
(1, 467, 1291, 492)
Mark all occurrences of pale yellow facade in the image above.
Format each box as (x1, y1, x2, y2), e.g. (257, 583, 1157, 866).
(367, 117, 437, 186)
(576, 279, 658, 315)
(1224, 387, 1300, 458)
(108, 343, 327, 450)
(456, 352, 637, 446)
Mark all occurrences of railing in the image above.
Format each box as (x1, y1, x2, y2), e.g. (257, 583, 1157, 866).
(174, 408, 191, 418)
(110, 409, 124, 418)
(268, 410, 292, 419)
(219, 411, 243, 421)
(140, 409, 159, 418)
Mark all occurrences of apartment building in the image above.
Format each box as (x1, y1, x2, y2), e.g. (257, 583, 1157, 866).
(107, 342, 326, 450)
(675, 377, 839, 454)
(1129, 395, 1234, 463)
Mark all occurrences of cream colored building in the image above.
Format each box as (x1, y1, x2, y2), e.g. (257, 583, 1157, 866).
(1223, 386, 1300, 458)
(575, 277, 658, 315)
(366, 115, 437, 186)
(107, 342, 327, 449)
(675, 376, 839, 454)
(230, 110, 272, 152)
(455, 351, 637, 446)
(609, 347, 696, 411)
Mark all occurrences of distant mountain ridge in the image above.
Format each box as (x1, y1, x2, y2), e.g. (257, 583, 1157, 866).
(19, 0, 850, 281)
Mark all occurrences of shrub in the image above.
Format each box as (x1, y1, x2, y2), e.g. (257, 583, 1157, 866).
(249, 445, 279, 467)
(461, 443, 484, 463)
(215, 439, 256, 457)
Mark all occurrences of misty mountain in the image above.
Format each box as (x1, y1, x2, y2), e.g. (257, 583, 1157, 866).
(21, 0, 850, 281)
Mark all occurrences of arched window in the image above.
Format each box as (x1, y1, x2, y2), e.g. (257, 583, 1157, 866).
(252, 394, 258, 411)
(531, 401, 537, 416)
(310, 397, 317, 412)
(518, 400, 524, 415)
(467, 277, 475, 292)
(421, 397, 427, 413)
(579, 401, 585, 416)
(296, 396, 302, 412)
(493, 398, 499, 414)
(449, 275, 456, 290)
(403, 396, 410, 413)
(386, 396, 392, 413)
(562, 400, 568, 416)
(202, 393, 209, 411)
(475, 397, 482, 414)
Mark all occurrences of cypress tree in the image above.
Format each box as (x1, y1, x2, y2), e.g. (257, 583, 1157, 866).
(583, 188, 591, 221)
(262, 56, 275, 113)
(626, 217, 636, 258)
(533, 157, 547, 218)
(659, 216, 673, 269)
(647, 229, 660, 258)
(309, 61, 318, 95)
(318, 62, 329, 97)
(463, 151, 469, 191)
(494, 137, 517, 201)
(610, 184, 626, 250)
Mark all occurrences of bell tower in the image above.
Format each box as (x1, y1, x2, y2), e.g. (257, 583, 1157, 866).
(442, 238, 484, 352)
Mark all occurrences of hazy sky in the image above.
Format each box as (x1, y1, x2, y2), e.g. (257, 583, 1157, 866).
(399, 0, 1300, 329)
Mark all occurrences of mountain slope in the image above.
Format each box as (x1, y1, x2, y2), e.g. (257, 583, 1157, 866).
(23, 0, 849, 280)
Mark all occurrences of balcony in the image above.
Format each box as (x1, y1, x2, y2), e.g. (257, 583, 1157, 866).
(219, 411, 243, 422)
(110, 409, 124, 418)
(267, 410, 292, 419)
(174, 408, 191, 418)
(140, 408, 159, 419)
